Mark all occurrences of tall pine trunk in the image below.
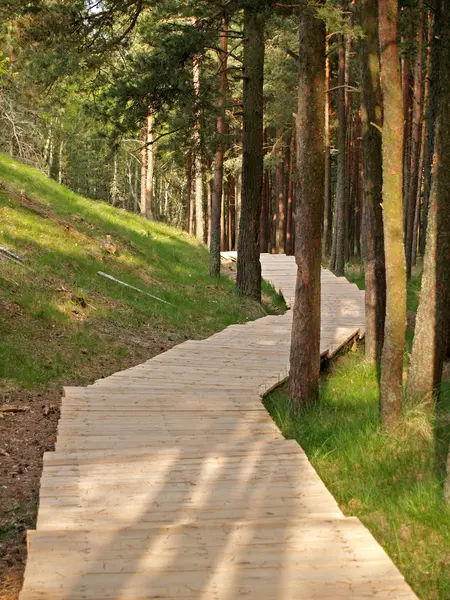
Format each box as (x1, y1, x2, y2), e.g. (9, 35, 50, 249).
(379, 0, 406, 427)
(186, 152, 194, 233)
(323, 40, 332, 258)
(210, 18, 228, 276)
(411, 110, 426, 267)
(405, 0, 424, 278)
(193, 55, 204, 241)
(140, 125, 147, 218)
(286, 131, 295, 256)
(407, 3, 450, 399)
(275, 130, 286, 254)
(331, 36, 346, 276)
(144, 112, 154, 220)
(289, 4, 325, 407)
(420, 6, 441, 256)
(236, 4, 265, 301)
(359, 0, 386, 366)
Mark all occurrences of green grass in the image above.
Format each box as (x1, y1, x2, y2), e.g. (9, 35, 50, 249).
(0, 153, 285, 390)
(346, 260, 423, 312)
(265, 335, 450, 597)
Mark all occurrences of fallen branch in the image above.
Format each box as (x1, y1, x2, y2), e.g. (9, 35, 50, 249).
(0, 247, 25, 265)
(97, 271, 173, 306)
(0, 405, 30, 413)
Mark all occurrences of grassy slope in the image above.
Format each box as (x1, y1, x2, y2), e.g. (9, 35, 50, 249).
(266, 268, 450, 600)
(0, 153, 284, 391)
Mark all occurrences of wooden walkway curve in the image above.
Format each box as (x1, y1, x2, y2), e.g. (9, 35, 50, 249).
(19, 254, 417, 600)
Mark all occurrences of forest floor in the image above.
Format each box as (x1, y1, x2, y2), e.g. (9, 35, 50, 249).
(0, 154, 285, 600)
(266, 264, 450, 600)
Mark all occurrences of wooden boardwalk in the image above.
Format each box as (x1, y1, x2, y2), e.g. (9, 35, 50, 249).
(19, 254, 417, 600)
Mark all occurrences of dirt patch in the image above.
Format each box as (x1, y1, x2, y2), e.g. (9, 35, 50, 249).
(0, 336, 174, 600)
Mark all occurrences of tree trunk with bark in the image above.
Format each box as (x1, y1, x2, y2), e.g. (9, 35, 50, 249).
(289, 3, 325, 407)
(236, 4, 265, 300)
(379, 0, 407, 427)
(411, 110, 426, 267)
(420, 6, 441, 256)
(275, 130, 286, 254)
(402, 53, 412, 217)
(286, 131, 295, 255)
(323, 40, 332, 258)
(186, 152, 194, 233)
(58, 139, 65, 185)
(193, 55, 204, 241)
(331, 36, 346, 276)
(407, 3, 450, 400)
(235, 169, 241, 247)
(405, 0, 424, 278)
(140, 126, 147, 217)
(359, 0, 386, 366)
(210, 18, 228, 276)
(142, 112, 154, 220)
(228, 174, 235, 248)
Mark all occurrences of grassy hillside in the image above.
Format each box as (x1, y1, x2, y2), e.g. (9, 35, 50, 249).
(0, 153, 283, 392)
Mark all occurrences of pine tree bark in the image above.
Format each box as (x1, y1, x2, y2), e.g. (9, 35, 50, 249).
(186, 152, 194, 234)
(140, 126, 147, 218)
(228, 174, 235, 248)
(379, 0, 407, 427)
(331, 36, 346, 276)
(402, 53, 412, 216)
(58, 139, 64, 185)
(407, 3, 450, 399)
(359, 0, 386, 366)
(210, 18, 228, 276)
(323, 41, 332, 258)
(286, 131, 295, 256)
(144, 112, 154, 220)
(289, 3, 325, 407)
(236, 3, 265, 300)
(193, 55, 204, 241)
(405, 0, 424, 278)
(235, 169, 241, 247)
(260, 128, 269, 252)
(275, 130, 286, 254)
(411, 111, 426, 267)
(420, 6, 442, 256)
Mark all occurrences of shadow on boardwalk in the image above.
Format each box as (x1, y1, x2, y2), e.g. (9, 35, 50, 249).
(19, 256, 417, 599)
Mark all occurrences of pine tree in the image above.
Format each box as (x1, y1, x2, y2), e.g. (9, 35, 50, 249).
(289, 1, 325, 407)
(378, 0, 406, 426)
(236, 1, 266, 301)
(359, 0, 386, 366)
(407, 2, 450, 400)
